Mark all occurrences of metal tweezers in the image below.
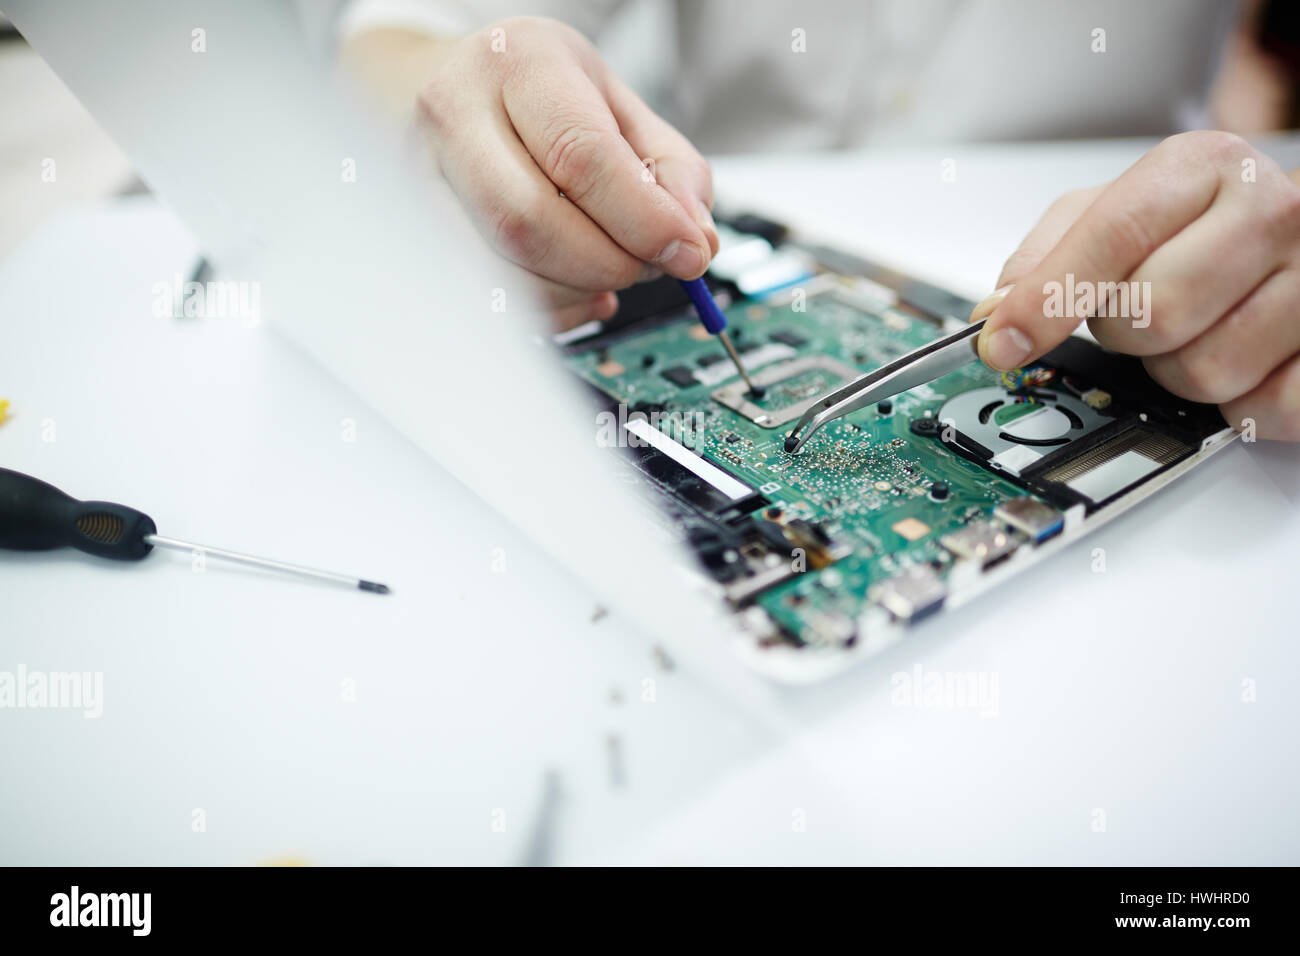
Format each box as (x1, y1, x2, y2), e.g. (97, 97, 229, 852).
(783, 318, 987, 454)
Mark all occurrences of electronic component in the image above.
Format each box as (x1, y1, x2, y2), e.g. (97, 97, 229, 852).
(1040, 426, 1189, 505)
(870, 564, 946, 624)
(783, 517, 843, 569)
(1081, 388, 1112, 409)
(622, 417, 753, 502)
(770, 330, 808, 348)
(994, 497, 1063, 543)
(939, 520, 1022, 568)
(727, 212, 789, 246)
(1000, 365, 1056, 390)
(661, 366, 696, 388)
(910, 417, 939, 437)
(801, 610, 856, 646)
(722, 515, 849, 606)
(891, 517, 931, 541)
(930, 481, 949, 500)
(711, 354, 859, 427)
(935, 384, 1112, 477)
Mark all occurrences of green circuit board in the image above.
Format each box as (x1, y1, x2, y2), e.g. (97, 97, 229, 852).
(565, 282, 1044, 643)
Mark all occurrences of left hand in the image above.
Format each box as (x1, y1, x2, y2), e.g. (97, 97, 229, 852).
(971, 130, 1300, 441)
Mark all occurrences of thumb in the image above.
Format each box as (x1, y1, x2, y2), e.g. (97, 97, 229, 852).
(976, 289, 1044, 372)
(973, 274, 1086, 372)
(968, 284, 1045, 372)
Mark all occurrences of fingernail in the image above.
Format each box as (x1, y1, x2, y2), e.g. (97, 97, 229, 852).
(638, 263, 664, 283)
(983, 326, 1034, 371)
(970, 283, 1015, 322)
(654, 239, 707, 277)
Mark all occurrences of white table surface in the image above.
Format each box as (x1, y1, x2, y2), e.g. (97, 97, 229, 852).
(3, 138, 1298, 865)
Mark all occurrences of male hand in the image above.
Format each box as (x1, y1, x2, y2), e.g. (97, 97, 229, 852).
(413, 16, 719, 329)
(971, 131, 1300, 440)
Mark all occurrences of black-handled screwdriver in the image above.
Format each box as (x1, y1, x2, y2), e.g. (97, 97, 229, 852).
(0, 467, 390, 594)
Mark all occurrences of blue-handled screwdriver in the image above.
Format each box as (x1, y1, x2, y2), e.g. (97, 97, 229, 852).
(678, 278, 764, 398)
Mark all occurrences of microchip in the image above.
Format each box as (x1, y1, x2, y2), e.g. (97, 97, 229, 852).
(891, 517, 930, 542)
(1081, 388, 1112, 410)
(661, 365, 696, 388)
(940, 521, 1022, 569)
(769, 330, 808, 348)
(869, 565, 946, 624)
(993, 497, 1063, 543)
(697, 353, 726, 367)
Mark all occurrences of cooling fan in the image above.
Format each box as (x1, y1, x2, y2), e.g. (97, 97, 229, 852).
(937, 370, 1113, 478)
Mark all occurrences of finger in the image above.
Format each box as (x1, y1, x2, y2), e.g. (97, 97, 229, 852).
(530, 272, 610, 311)
(969, 283, 1014, 323)
(978, 135, 1227, 371)
(651, 158, 719, 256)
(970, 189, 1106, 323)
(995, 185, 1107, 288)
(1091, 193, 1283, 357)
(605, 73, 719, 256)
(551, 291, 619, 332)
(1141, 267, 1300, 405)
(511, 263, 620, 316)
(501, 53, 712, 278)
(485, 258, 619, 318)
(426, 100, 648, 291)
(1220, 351, 1300, 440)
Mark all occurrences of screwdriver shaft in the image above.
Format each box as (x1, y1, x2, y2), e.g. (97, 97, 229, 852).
(144, 534, 389, 594)
(718, 330, 759, 394)
(676, 278, 761, 396)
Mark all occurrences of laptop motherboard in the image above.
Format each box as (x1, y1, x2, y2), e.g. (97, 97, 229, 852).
(560, 214, 1233, 670)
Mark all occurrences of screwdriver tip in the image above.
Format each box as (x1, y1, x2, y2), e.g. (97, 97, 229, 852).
(358, 580, 391, 595)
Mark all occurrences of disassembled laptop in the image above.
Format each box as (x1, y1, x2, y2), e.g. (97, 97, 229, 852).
(560, 212, 1237, 681)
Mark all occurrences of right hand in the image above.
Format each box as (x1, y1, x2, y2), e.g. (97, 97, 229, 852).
(416, 16, 719, 329)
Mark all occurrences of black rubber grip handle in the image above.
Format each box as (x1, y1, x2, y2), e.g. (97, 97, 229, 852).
(0, 467, 156, 561)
